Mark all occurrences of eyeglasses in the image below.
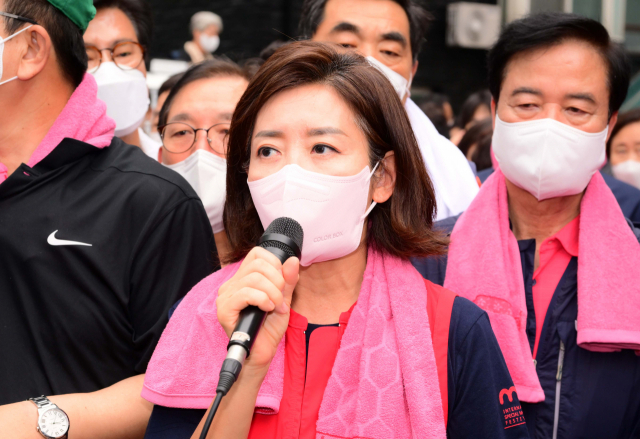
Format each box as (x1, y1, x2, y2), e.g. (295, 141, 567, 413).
(85, 41, 145, 73)
(160, 122, 230, 156)
(0, 11, 38, 25)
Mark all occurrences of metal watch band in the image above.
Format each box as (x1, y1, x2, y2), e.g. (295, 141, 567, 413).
(29, 395, 53, 409)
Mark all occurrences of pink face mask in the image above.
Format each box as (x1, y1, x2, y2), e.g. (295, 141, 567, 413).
(248, 163, 378, 266)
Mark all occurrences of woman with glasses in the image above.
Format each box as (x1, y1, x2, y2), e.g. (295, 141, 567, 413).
(84, 0, 159, 158)
(158, 59, 252, 259)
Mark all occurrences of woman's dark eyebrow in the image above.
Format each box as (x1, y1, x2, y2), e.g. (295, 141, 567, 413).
(308, 127, 346, 136)
(254, 130, 284, 139)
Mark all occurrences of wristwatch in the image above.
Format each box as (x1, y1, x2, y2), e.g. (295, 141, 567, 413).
(28, 396, 69, 439)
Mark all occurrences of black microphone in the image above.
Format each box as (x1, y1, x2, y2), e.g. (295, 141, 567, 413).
(215, 217, 303, 397)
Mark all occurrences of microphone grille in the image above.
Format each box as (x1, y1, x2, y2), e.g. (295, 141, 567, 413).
(264, 217, 304, 250)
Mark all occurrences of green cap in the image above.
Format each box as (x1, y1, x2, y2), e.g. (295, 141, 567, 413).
(47, 0, 96, 33)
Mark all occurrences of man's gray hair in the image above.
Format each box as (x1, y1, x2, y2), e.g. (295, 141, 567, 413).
(190, 11, 223, 33)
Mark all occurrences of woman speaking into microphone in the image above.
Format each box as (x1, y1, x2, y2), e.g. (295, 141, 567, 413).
(141, 41, 528, 439)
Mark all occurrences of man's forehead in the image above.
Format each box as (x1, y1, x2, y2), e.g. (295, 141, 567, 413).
(502, 40, 609, 95)
(322, 0, 410, 38)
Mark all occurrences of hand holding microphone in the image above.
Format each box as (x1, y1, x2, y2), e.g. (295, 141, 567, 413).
(200, 218, 302, 438)
(216, 245, 299, 371)
(217, 220, 302, 380)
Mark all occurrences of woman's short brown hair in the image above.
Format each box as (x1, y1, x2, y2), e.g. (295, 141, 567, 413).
(223, 41, 447, 263)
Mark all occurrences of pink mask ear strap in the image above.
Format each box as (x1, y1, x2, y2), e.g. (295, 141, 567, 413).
(361, 161, 383, 219)
(366, 161, 381, 182)
(361, 199, 377, 220)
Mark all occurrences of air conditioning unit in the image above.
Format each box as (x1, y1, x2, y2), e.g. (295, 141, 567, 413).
(447, 2, 502, 49)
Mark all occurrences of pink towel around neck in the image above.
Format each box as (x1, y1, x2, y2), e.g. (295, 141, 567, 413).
(0, 73, 115, 184)
(142, 248, 447, 438)
(444, 168, 640, 403)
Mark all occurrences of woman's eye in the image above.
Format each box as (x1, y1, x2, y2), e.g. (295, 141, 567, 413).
(312, 144, 336, 154)
(257, 146, 277, 158)
(172, 130, 190, 137)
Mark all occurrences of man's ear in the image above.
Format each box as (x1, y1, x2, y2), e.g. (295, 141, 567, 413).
(606, 111, 618, 143)
(491, 98, 497, 129)
(372, 151, 396, 204)
(17, 26, 51, 81)
(411, 60, 418, 78)
(158, 147, 163, 163)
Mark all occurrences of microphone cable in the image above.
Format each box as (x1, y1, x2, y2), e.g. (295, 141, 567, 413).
(198, 217, 303, 439)
(199, 392, 223, 439)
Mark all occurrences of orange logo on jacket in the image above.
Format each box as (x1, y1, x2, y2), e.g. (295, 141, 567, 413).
(499, 386, 517, 405)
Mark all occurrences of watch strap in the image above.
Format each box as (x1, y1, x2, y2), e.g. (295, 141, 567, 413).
(29, 396, 54, 410)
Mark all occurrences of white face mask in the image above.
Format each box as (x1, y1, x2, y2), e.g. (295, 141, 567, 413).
(248, 163, 378, 266)
(165, 150, 227, 233)
(199, 34, 220, 53)
(366, 56, 412, 101)
(91, 62, 150, 138)
(612, 159, 640, 190)
(493, 115, 608, 201)
(0, 25, 32, 86)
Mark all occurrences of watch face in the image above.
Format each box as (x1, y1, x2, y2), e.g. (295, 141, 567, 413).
(38, 408, 69, 438)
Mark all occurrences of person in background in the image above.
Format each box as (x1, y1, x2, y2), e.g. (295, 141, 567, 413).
(84, 0, 161, 159)
(450, 89, 492, 145)
(416, 91, 453, 139)
(158, 59, 251, 259)
(457, 118, 493, 173)
(300, 0, 479, 220)
(414, 13, 640, 438)
(180, 11, 222, 64)
(605, 108, 640, 190)
(0, 0, 217, 436)
(150, 72, 184, 145)
(142, 41, 527, 439)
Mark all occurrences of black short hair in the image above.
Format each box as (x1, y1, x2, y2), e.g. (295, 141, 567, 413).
(93, 0, 153, 51)
(488, 12, 630, 118)
(158, 72, 184, 98)
(457, 89, 491, 129)
(4, 0, 87, 87)
(298, 0, 431, 61)
(158, 58, 251, 131)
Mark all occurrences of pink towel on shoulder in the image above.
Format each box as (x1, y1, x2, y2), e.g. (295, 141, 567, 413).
(444, 168, 640, 403)
(0, 73, 115, 184)
(143, 248, 447, 438)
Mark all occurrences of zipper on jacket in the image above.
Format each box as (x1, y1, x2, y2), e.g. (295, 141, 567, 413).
(552, 340, 566, 439)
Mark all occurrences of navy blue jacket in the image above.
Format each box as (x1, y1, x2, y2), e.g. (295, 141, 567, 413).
(477, 168, 640, 227)
(412, 217, 640, 439)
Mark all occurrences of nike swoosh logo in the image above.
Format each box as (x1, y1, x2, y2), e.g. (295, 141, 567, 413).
(47, 230, 92, 247)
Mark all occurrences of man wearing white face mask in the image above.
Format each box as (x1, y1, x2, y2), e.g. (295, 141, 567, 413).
(0, 0, 217, 436)
(179, 11, 222, 64)
(158, 59, 251, 260)
(84, 0, 161, 160)
(414, 13, 640, 438)
(301, 0, 479, 220)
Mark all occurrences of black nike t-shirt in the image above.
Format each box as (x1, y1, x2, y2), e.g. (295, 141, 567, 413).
(0, 138, 218, 404)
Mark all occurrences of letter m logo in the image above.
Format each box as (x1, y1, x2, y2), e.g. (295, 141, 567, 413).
(499, 386, 517, 405)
